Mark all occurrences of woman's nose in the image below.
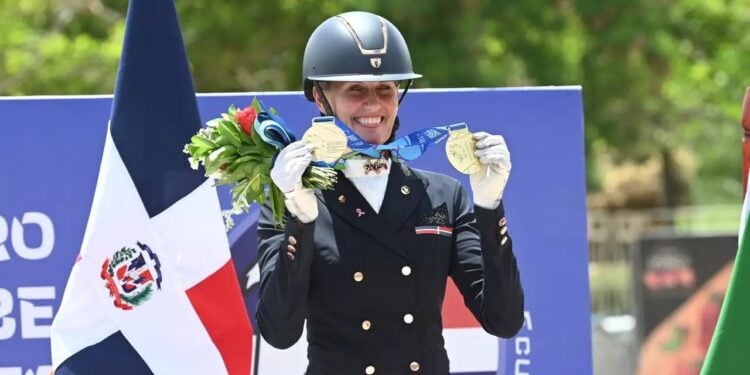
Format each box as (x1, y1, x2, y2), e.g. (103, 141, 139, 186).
(364, 89, 381, 109)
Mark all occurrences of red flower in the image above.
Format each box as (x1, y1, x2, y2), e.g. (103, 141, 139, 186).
(236, 106, 257, 135)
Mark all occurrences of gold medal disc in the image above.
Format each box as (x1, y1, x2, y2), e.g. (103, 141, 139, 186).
(302, 119, 348, 164)
(445, 127, 482, 175)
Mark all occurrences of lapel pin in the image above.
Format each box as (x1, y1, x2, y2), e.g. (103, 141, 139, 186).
(338, 195, 346, 204)
(356, 208, 365, 217)
(401, 185, 410, 195)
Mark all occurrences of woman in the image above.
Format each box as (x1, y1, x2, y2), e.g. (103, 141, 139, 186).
(257, 11, 524, 375)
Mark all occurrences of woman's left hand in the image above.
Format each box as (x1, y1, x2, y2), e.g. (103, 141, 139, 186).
(469, 132, 511, 209)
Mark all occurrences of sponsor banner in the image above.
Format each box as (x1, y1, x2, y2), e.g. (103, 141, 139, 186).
(0, 88, 591, 374)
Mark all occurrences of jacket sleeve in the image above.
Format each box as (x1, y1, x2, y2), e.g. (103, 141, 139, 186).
(255, 200, 316, 349)
(449, 181, 525, 338)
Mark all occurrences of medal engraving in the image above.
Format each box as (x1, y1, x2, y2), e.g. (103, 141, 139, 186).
(445, 127, 482, 174)
(303, 119, 348, 163)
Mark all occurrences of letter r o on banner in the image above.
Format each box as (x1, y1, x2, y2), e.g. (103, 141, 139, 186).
(0, 212, 55, 261)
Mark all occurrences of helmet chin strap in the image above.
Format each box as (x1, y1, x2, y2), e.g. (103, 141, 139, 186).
(314, 81, 335, 116)
(386, 79, 411, 144)
(398, 79, 413, 105)
(385, 116, 400, 144)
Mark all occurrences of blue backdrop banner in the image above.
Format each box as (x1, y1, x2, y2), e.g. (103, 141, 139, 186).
(0, 87, 591, 375)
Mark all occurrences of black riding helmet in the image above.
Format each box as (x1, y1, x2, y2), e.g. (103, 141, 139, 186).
(302, 12, 421, 142)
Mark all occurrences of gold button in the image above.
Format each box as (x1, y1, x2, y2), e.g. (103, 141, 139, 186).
(410, 361, 420, 372)
(403, 313, 414, 324)
(362, 320, 371, 330)
(499, 217, 507, 226)
(501, 236, 508, 245)
(338, 195, 346, 203)
(401, 185, 410, 195)
(288, 235, 297, 245)
(401, 266, 412, 276)
(286, 252, 295, 261)
(365, 365, 375, 374)
(353, 271, 364, 282)
(500, 226, 508, 235)
(287, 244, 296, 253)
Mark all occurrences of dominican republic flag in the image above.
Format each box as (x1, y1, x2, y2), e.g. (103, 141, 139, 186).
(50, 0, 253, 374)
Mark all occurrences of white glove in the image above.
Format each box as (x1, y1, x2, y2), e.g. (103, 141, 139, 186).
(270, 141, 318, 223)
(469, 132, 511, 209)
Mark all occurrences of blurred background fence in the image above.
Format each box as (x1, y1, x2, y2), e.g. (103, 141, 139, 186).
(589, 204, 741, 375)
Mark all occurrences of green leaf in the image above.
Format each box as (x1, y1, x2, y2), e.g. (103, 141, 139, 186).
(270, 183, 286, 228)
(190, 135, 218, 149)
(250, 130, 276, 155)
(205, 118, 221, 128)
(249, 119, 266, 145)
(224, 168, 248, 183)
(204, 146, 237, 173)
(243, 174, 264, 206)
(244, 189, 263, 206)
(249, 173, 261, 191)
(237, 126, 253, 144)
(186, 144, 200, 155)
(218, 121, 242, 149)
(302, 166, 337, 190)
(240, 162, 256, 175)
(231, 178, 248, 201)
(221, 112, 235, 123)
(238, 145, 262, 156)
(232, 155, 256, 165)
(256, 191, 266, 205)
(251, 97, 262, 112)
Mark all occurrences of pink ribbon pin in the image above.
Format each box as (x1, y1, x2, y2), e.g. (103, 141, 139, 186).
(356, 208, 365, 217)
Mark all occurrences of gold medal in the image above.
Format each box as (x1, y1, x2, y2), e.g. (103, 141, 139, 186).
(445, 127, 482, 174)
(303, 118, 348, 163)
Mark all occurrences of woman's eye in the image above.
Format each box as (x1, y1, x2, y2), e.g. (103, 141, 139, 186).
(378, 88, 395, 96)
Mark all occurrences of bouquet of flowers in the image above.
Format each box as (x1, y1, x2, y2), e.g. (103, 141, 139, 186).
(184, 98, 337, 229)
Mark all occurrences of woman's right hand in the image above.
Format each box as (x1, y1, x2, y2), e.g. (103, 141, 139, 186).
(270, 140, 314, 194)
(270, 141, 318, 223)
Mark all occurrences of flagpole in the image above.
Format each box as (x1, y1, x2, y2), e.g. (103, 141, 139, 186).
(742, 88, 750, 194)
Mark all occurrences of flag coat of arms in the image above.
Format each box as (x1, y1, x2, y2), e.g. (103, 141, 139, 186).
(49, 0, 253, 373)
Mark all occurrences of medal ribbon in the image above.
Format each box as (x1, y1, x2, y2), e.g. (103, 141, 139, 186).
(255, 110, 469, 168)
(321, 116, 467, 161)
(252, 101, 296, 150)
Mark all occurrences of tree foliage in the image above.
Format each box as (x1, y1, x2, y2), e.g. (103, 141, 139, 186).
(2, 0, 748, 205)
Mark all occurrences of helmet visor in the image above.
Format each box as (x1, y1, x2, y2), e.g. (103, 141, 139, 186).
(306, 72, 422, 82)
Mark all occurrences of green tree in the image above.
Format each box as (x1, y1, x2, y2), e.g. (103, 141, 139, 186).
(0, 0, 126, 95)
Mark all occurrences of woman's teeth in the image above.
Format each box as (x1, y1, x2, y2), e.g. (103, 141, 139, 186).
(356, 117, 381, 125)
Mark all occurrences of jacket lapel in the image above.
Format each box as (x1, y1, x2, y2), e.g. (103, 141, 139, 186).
(317, 161, 428, 260)
(378, 161, 428, 232)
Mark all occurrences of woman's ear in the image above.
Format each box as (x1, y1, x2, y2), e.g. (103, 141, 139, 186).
(312, 86, 327, 114)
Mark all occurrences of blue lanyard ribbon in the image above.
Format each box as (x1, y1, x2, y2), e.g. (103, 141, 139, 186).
(252, 108, 464, 167)
(252, 101, 296, 150)
(324, 116, 465, 161)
